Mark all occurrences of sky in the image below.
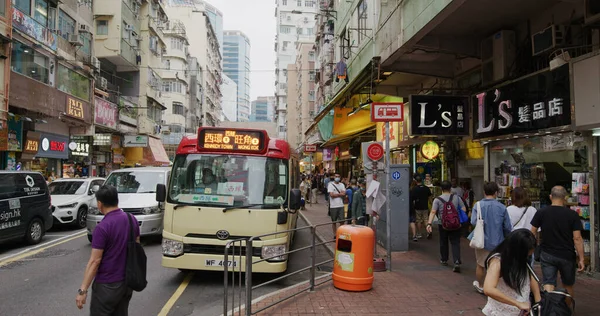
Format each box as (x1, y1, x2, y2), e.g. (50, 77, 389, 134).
(207, 0, 276, 101)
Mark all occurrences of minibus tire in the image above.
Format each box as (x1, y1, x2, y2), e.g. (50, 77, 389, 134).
(25, 218, 45, 245)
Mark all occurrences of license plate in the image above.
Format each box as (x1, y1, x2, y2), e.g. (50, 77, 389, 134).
(205, 259, 238, 267)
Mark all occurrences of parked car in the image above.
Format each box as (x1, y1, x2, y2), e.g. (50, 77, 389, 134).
(0, 171, 53, 245)
(86, 167, 170, 242)
(48, 177, 105, 228)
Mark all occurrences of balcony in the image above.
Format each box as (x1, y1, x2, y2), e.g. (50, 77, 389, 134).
(148, 18, 165, 41)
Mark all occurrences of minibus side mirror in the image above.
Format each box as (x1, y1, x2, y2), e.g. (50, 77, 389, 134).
(289, 189, 302, 211)
(156, 184, 166, 202)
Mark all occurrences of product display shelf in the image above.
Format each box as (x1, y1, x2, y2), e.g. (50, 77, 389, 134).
(571, 172, 591, 259)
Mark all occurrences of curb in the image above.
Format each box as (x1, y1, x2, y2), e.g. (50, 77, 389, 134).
(220, 273, 332, 316)
(298, 210, 335, 256)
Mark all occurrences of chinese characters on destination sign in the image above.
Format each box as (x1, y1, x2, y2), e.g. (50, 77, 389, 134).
(201, 130, 263, 152)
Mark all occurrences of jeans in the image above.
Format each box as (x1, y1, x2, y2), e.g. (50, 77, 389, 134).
(439, 226, 461, 264)
(540, 251, 577, 286)
(311, 188, 318, 203)
(91, 281, 133, 316)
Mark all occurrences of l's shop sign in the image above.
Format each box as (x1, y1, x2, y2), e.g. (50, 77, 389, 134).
(474, 65, 571, 139)
(409, 95, 469, 136)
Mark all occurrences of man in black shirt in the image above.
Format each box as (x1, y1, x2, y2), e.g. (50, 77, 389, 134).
(530, 186, 585, 298)
(410, 175, 432, 240)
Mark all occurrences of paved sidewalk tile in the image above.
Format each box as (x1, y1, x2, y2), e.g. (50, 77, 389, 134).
(245, 192, 600, 315)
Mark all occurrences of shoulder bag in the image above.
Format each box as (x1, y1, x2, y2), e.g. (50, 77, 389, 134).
(527, 263, 574, 316)
(332, 184, 349, 204)
(512, 206, 529, 230)
(469, 202, 485, 249)
(126, 213, 148, 292)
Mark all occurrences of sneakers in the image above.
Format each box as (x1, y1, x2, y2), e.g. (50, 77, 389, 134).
(473, 281, 484, 294)
(440, 260, 448, 266)
(426, 232, 432, 239)
(453, 263, 461, 273)
(416, 233, 423, 239)
(412, 236, 418, 242)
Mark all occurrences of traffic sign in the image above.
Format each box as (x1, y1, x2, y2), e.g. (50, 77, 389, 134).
(371, 102, 404, 122)
(366, 143, 384, 161)
(392, 171, 401, 180)
(304, 144, 317, 152)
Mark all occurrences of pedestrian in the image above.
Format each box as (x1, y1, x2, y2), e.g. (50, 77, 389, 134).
(471, 182, 513, 294)
(426, 181, 465, 272)
(530, 185, 585, 299)
(311, 175, 319, 204)
(451, 178, 464, 197)
(299, 176, 307, 210)
(76, 185, 140, 315)
(328, 173, 346, 237)
(345, 179, 357, 224)
(411, 175, 432, 241)
(323, 173, 331, 205)
(507, 187, 537, 231)
(409, 178, 418, 241)
(482, 229, 542, 315)
(350, 180, 367, 225)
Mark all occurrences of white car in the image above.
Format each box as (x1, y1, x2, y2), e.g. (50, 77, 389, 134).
(49, 177, 105, 228)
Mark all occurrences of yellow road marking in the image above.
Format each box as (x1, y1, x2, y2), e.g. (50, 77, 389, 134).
(158, 271, 195, 316)
(0, 231, 86, 267)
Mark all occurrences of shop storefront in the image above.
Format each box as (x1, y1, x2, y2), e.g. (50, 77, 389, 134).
(122, 135, 170, 167)
(0, 116, 24, 170)
(475, 65, 596, 267)
(93, 134, 113, 177)
(23, 132, 69, 178)
(64, 135, 92, 178)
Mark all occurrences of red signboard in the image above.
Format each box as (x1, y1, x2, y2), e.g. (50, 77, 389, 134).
(304, 144, 317, 152)
(50, 141, 65, 152)
(371, 102, 404, 122)
(367, 143, 384, 161)
(95, 97, 118, 129)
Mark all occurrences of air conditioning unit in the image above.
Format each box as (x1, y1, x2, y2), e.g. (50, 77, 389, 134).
(125, 25, 134, 31)
(79, 24, 91, 34)
(69, 34, 83, 46)
(135, 35, 143, 41)
(100, 77, 108, 90)
(531, 25, 566, 56)
(91, 56, 101, 70)
(480, 30, 515, 86)
(585, 0, 600, 25)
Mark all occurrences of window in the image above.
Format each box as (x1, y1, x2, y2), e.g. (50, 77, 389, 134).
(171, 38, 184, 50)
(309, 71, 315, 81)
(58, 10, 76, 40)
(105, 171, 166, 194)
(164, 59, 170, 70)
(96, 20, 108, 36)
(357, 0, 368, 43)
(279, 126, 286, 133)
(149, 36, 158, 54)
(122, 21, 130, 41)
(307, 27, 314, 36)
(57, 65, 90, 100)
(169, 124, 184, 133)
(297, 0, 302, 6)
(148, 103, 163, 123)
(14, 0, 30, 16)
(11, 42, 50, 84)
(309, 90, 315, 101)
(297, 27, 303, 35)
(163, 80, 184, 94)
(305, 1, 315, 7)
(0, 0, 5, 16)
(172, 102, 184, 115)
(282, 0, 287, 5)
(308, 51, 315, 61)
(34, 0, 49, 27)
(280, 26, 291, 34)
(282, 41, 290, 51)
(80, 32, 92, 56)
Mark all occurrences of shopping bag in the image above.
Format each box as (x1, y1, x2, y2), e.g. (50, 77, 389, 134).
(469, 202, 485, 249)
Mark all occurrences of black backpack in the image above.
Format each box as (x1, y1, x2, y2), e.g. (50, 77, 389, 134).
(126, 213, 148, 292)
(527, 263, 574, 316)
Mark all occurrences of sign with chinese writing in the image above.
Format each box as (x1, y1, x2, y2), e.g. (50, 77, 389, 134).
(420, 141, 440, 160)
(66, 97, 85, 120)
(124, 135, 149, 147)
(12, 9, 57, 51)
(474, 65, 571, 139)
(95, 97, 118, 129)
(70, 136, 91, 157)
(371, 102, 404, 122)
(376, 122, 399, 149)
(37, 133, 69, 159)
(409, 95, 469, 136)
(198, 128, 267, 153)
(304, 144, 317, 152)
(23, 132, 41, 154)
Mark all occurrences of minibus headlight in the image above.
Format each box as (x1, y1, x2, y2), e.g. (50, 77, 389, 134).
(261, 244, 287, 261)
(162, 239, 184, 257)
(142, 206, 160, 215)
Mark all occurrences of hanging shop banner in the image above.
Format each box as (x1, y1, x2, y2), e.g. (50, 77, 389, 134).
(12, 9, 57, 51)
(111, 135, 122, 149)
(322, 148, 333, 161)
(37, 132, 69, 159)
(376, 122, 399, 149)
(69, 136, 91, 157)
(409, 95, 469, 136)
(95, 97, 119, 130)
(332, 103, 375, 136)
(66, 96, 86, 121)
(23, 131, 41, 154)
(124, 135, 149, 147)
(473, 65, 571, 139)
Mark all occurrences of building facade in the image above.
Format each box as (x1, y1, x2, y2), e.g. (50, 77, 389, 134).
(274, 0, 318, 139)
(204, 1, 224, 63)
(221, 74, 238, 122)
(250, 96, 275, 122)
(0, 0, 12, 169)
(223, 30, 251, 122)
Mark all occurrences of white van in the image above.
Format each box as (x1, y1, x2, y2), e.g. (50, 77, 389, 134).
(86, 167, 170, 242)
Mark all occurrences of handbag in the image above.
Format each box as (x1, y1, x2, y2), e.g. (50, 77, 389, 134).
(469, 202, 485, 249)
(527, 263, 574, 316)
(126, 213, 148, 292)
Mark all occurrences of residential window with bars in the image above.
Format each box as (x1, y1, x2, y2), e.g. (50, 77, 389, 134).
(172, 102, 184, 115)
(58, 10, 75, 40)
(309, 71, 316, 81)
(282, 0, 287, 5)
(280, 26, 291, 34)
(308, 51, 315, 61)
(96, 20, 109, 35)
(357, 0, 368, 43)
(309, 90, 316, 101)
(305, 1, 315, 8)
(297, 0, 301, 6)
(171, 38, 184, 50)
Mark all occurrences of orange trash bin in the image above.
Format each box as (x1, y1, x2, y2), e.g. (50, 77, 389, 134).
(332, 224, 375, 292)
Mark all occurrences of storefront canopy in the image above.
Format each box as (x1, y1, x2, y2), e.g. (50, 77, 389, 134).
(321, 125, 376, 147)
(143, 137, 170, 166)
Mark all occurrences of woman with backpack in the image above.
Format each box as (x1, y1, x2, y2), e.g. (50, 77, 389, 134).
(482, 229, 541, 315)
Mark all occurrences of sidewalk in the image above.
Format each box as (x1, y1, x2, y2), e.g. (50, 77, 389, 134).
(247, 192, 600, 315)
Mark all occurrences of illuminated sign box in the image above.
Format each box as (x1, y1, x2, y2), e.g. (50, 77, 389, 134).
(198, 128, 268, 153)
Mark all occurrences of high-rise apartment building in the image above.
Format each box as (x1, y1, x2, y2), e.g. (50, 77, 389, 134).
(223, 30, 251, 122)
(289, 42, 316, 147)
(204, 2, 224, 62)
(221, 75, 238, 122)
(274, 0, 318, 140)
(251, 96, 276, 122)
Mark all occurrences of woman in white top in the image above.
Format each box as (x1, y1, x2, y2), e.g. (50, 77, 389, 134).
(507, 187, 538, 230)
(482, 229, 541, 315)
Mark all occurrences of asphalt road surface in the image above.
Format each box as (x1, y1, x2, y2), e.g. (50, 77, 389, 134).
(0, 218, 332, 316)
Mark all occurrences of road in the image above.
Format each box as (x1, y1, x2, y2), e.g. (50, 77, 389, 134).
(0, 218, 332, 316)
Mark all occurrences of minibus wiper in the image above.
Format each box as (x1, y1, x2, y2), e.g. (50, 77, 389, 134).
(222, 204, 266, 212)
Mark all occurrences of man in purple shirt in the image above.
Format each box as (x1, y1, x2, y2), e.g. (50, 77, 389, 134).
(76, 185, 140, 315)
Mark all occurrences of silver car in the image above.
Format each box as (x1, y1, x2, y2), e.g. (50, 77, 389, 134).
(86, 167, 170, 242)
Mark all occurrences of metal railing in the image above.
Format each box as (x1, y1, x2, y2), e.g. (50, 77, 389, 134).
(223, 219, 347, 316)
